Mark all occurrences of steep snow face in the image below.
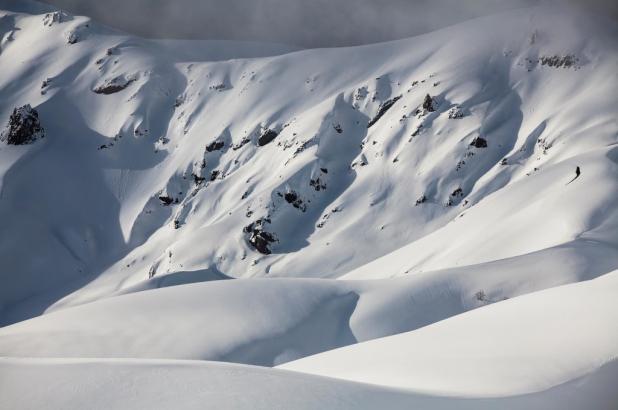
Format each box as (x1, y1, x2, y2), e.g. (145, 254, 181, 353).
(0, 2, 617, 326)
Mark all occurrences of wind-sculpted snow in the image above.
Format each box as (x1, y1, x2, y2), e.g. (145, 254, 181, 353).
(281, 271, 618, 396)
(0, 1, 617, 408)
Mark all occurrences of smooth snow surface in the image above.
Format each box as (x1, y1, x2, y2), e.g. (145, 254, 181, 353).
(0, 0, 617, 408)
(281, 271, 618, 396)
(1, 358, 617, 410)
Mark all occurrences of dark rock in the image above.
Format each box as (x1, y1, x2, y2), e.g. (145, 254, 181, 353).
(470, 137, 488, 148)
(244, 218, 277, 254)
(310, 177, 327, 191)
(333, 124, 343, 134)
(205, 140, 225, 152)
(284, 191, 298, 203)
(411, 124, 423, 137)
(1, 105, 44, 145)
(210, 170, 220, 181)
(415, 195, 427, 206)
(367, 96, 402, 128)
(258, 129, 278, 146)
(232, 136, 251, 150)
(284, 190, 307, 211)
(158, 195, 174, 206)
(192, 173, 206, 185)
(451, 188, 464, 198)
(422, 94, 435, 112)
(539, 55, 577, 68)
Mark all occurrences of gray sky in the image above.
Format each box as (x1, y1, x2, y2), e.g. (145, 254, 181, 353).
(40, 0, 616, 48)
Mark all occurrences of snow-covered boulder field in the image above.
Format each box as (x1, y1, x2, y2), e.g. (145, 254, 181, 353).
(0, 0, 616, 408)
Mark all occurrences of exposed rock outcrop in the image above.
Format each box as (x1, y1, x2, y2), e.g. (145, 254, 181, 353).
(422, 94, 435, 113)
(282, 190, 307, 211)
(93, 75, 136, 95)
(539, 55, 577, 68)
(448, 106, 464, 119)
(244, 218, 277, 254)
(470, 137, 488, 148)
(258, 129, 278, 146)
(43, 11, 71, 27)
(205, 140, 225, 152)
(1, 105, 44, 145)
(367, 96, 401, 128)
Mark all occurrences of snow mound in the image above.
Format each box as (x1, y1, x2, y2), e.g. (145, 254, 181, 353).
(281, 271, 618, 397)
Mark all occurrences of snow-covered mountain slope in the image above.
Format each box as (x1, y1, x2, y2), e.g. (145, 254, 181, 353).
(1, 1, 616, 325)
(1, 1, 617, 407)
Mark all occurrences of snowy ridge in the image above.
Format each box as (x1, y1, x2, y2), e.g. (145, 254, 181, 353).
(0, 0, 617, 408)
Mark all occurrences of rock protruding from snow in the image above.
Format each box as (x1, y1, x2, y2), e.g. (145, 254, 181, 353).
(66, 24, 90, 44)
(258, 129, 278, 146)
(158, 195, 176, 206)
(205, 140, 225, 152)
(367, 96, 401, 128)
(539, 55, 577, 68)
(42, 11, 71, 27)
(422, 94, 436, 113)
(448, 106, 464, 119)
(93, 75, 136, 95)
(470, 137, 488, 148)
(244, 218, 277, 254)
(1, 105, 44, 145)
(282, 190, 307, 212)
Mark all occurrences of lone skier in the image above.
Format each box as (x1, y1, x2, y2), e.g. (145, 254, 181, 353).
(566, 166, 581, 185)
